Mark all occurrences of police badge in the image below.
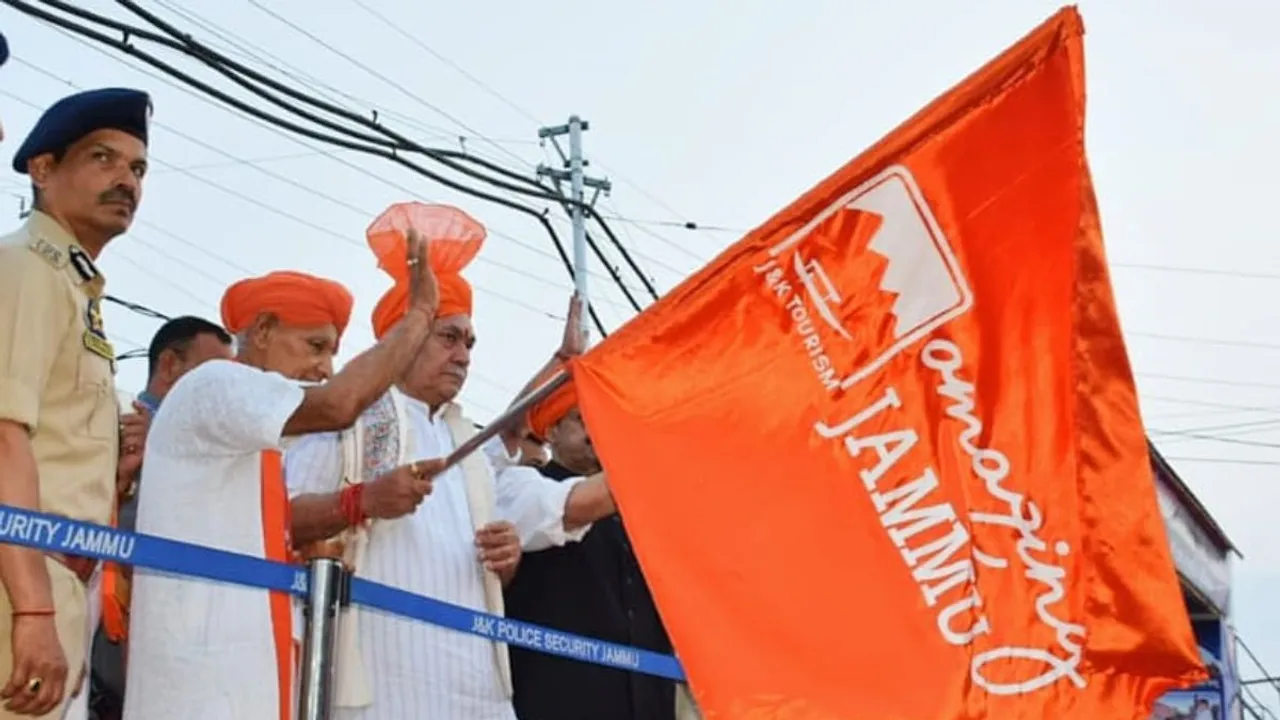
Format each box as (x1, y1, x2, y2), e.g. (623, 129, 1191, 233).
(83, 297, 115, 364)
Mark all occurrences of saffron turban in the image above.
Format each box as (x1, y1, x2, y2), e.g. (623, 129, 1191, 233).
(527, 367, 579, 441)
(371, 273, 473, 340)
(366, 202, 485, 339)
(221, 270, 355, 339)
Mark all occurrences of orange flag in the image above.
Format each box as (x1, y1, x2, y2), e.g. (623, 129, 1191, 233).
(570, 7, 1205, 719)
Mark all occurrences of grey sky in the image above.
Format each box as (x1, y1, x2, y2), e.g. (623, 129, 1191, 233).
(2, 0, 1276, 712)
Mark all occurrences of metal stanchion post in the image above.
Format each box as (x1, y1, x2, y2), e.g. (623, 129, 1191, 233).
(297, 557, 348, 720)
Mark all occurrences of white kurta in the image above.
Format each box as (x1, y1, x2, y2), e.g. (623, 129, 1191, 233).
(285, 392, 588, 720)
(123, 360, 305, 720)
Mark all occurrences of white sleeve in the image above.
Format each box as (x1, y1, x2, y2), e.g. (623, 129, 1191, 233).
(157, 359, 306, 455)
(482, 435, 521, 473)
(492, 462, 591, 552)
(284, 432, 343, 498)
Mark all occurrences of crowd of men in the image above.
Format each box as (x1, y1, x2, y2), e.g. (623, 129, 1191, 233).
(0, 30, 700, 720)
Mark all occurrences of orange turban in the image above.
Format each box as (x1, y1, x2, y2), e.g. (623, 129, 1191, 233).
(221, 271, 354, 339)
(366, 202, 484, 339)
(370, 273, 472, 340)
(527, 368, 579, 441)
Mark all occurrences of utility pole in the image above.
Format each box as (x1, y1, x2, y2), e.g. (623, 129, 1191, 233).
(537, 116, 611, 343)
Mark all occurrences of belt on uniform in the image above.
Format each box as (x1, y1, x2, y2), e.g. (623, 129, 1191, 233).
(47, 552, 99, 584)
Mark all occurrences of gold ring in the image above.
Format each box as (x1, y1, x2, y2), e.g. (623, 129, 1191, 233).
(410, 461, 422, 477)
(25, 677, 41, 694)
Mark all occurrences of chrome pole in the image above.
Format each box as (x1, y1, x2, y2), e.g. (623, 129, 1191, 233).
(297, 557, 346, 720)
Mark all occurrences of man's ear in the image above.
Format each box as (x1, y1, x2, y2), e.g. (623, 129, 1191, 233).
(27, 154, 55, 193)
(250, 313, 279, 349)
(156, 348, 181, 383)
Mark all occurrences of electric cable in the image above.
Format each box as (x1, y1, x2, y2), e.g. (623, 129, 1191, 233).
(131, 0, 664, 301)
(1143, 373, 1280, 392)
(9, 57, 642, 313)
(1160, 456, 1280, 467)
(123, 0, 1280, 296)
(25, 0, 666, 310)
(1129, 331, 1280, 352)
(342, 0, 722, 270)
(5, 0, 619, 334)
(240, 0, 531, 169)
(105, 295, 172, 322)
(111, 0, 662, 303)
(1153, 430, 1280, 450)
(1149, 417, 1280, 438)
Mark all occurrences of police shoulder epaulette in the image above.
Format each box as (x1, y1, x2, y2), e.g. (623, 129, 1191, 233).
(26, 235, 68, 270)
(67, 246, 100, 284)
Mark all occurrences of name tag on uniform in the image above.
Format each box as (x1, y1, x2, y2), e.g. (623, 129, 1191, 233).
(83, 298, 115, 362)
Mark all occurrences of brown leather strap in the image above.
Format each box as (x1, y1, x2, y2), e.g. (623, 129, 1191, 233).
(48, 552, 98, 585)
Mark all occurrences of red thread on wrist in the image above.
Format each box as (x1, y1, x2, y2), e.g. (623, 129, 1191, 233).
(12, 609, 55, 618)
(350, 484, 367, 524)
(339, 486, 352, 525)
(339, 485, 366, 526)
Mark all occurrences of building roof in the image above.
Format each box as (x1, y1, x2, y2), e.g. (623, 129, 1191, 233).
(1148, 439, 1239, 557)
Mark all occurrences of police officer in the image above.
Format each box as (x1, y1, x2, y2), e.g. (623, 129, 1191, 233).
(0, 87, 150, 719)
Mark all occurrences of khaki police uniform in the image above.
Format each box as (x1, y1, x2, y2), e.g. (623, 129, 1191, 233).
(0, 211, 118, 719)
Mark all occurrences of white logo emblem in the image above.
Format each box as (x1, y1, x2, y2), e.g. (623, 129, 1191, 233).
(768, 165, 972, 389)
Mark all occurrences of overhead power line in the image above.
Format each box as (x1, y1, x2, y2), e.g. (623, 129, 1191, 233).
(1113, 262, 1280, 282)
(333, 0, 721, 268)
(1162, 456, 1280, 467)
(107, 1, 681, 294)
(105, 294, 171, 322)
(1150, 417, 1280, 437)
(108, 0, 662, 307)
(599, 214, 748, 235)
(1153, 430, 1280, 450)
(242, 0, 531, 171)
(10, 70, 630, 306)
(8, 55, 641, 319)
(1142, 373, 1280, 392)
(1, 0, 668, 337)
(1142, 394, 1280, 416)
(2, 82, 580, 323)
(343, 0, 543, 127)
(1129, 331, 1280, 352)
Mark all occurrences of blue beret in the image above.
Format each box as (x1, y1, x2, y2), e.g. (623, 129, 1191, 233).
(12, 88, 151, 174)
(0, 32, 8, 67)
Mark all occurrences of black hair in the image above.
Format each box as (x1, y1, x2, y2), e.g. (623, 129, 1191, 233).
(146, 315, 232, 380)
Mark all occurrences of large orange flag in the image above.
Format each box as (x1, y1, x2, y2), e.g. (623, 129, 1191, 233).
(570, 7, 1205, 719)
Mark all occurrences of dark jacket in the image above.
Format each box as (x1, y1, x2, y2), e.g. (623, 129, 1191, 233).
(505, 461, 676, 720)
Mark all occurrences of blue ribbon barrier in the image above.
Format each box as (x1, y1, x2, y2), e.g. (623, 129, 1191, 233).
(0, 505, 686, 682)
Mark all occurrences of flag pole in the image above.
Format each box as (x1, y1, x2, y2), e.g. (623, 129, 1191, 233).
(440, 370, 569, 472)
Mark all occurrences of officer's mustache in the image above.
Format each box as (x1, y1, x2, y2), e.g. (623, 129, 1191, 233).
(98, 187, 136, 209)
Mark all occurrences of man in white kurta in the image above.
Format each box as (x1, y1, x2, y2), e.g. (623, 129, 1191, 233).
(126, 357, 306, 720)
(123, 264, 440, 720)
(284, 268, 614, 719)
(286, 396, 588, 720)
